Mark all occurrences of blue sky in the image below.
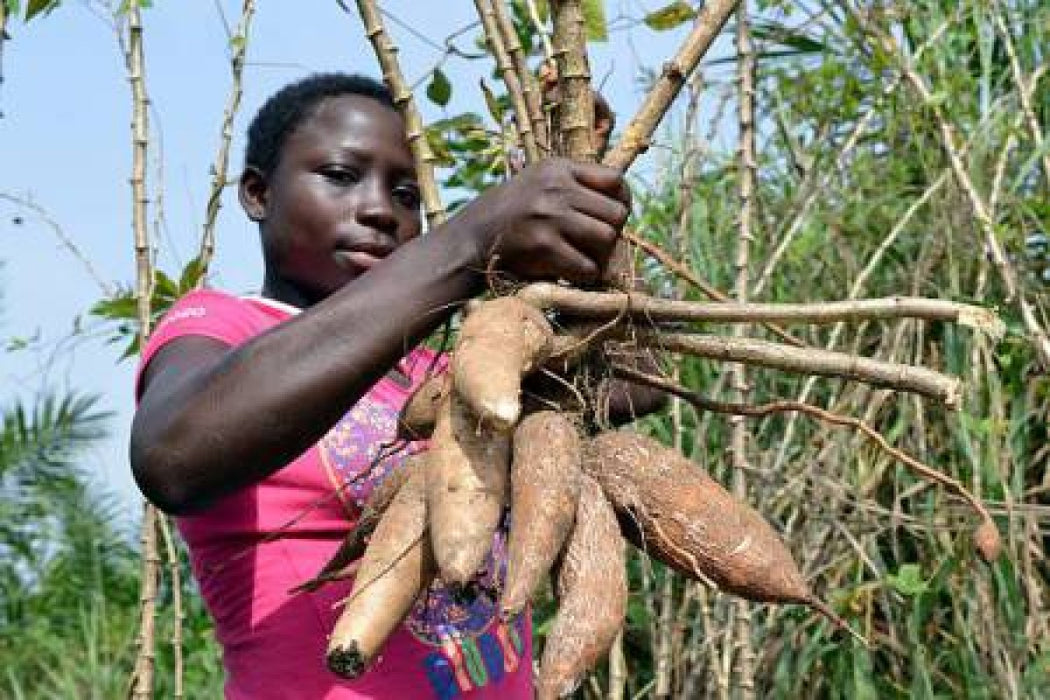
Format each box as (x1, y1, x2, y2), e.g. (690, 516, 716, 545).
(0, 1, 731, 516)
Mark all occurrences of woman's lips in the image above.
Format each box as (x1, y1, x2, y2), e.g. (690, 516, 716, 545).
(334, 249, 383, 270)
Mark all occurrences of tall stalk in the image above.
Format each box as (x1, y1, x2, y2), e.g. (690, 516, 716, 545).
(353, 0, 446, 228)
(199, 0, 256, 271)
(728, 4, 756, 696)
(120, 3, 160, 697)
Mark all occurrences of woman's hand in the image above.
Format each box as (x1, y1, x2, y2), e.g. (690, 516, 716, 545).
(452, 158, 630, 285)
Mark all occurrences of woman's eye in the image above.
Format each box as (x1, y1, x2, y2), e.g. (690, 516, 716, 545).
(393, 184, 421, 210)
(320, 165, 359, 185)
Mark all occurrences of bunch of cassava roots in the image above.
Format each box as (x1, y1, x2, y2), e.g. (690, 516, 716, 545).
(298, 283, 1004, 698)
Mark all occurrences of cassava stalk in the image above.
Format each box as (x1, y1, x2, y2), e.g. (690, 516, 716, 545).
(991, 2, 1050, 192)
(766, 170, 952, 478)
(490, 0, 549, 152)
(517, 282, 1004, 339)
(728, 5, 757, 694)
(199, 0, 256, 271)
(750, 11, 960, 297)
(631, 331, 963, 408)
(158, 515, 184, 700)
(600, 0, 739, 287)
(121, 4, 161, 697)
(354, 0, 447, 227)
(601, 0, 739, 171)
(475, 0, 540, 163)
(549, 0, 595, 161)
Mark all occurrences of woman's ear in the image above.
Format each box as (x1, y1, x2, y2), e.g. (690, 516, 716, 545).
(239, 166, 268, 222)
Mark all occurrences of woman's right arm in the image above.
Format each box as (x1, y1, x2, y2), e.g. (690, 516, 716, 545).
(131, 159, 630, 515)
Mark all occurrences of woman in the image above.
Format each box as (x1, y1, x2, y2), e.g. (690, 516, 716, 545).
(131, 72, 641, 698)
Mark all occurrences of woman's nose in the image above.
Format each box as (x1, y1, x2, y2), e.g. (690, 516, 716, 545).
(355, 181, 398, 233)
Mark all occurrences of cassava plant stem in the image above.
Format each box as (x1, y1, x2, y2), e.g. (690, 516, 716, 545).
(729, 5, 757, 695)
(601, 0, 739, 171)
(158, 515, 184, 699)
(621, 228, 805, 347)
(549, 0, 595, 161)
(516, 282, 1003, 338)
(354, 0, 447, 227)
(475, 0, 540, 163)
(490, 0, 549, 153)
(199, 0, 256, 272)
(121, 4, 161, 697)
(600, 0, 739, 288)
(849, 6, 1050, 369)
(631, 331, 962, 408)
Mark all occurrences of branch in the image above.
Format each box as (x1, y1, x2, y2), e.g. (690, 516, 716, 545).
(475, 0, 540, 162)
(601, 0, 739, 171)
(610, 364, 1001, 562)
(490, 0, 548, 152)
(550, 0, 595, 161)
(729, 3, 756, 696)
(354, 0, 447, 227)
(158, 515, 184, 700)
(0, 193, 114, 295)
(199, 0, 256, 272)
(517, 282, 1004, 339)
(632, 331, 962, 408)
(991, 1, 1050, 193)
(750, 11, 961, 297)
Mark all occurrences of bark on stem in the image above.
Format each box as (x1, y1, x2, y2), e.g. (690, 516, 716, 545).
(122, 5, 160, 698)
(489, 0, 549, 156)
(475, 0, 540, 163)
(550, 0, 595, 161)
(517, 282, 1004, 338)
(199, 0, 256, 272)
(729, 6, 756, 696)
(354, 0, 447, 227)
(158, 515, 184, 699)
(601, 0, 739, 171)
(632, 331, 962, 408)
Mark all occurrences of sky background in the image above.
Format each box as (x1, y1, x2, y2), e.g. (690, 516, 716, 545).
(0, 0, 735, 520)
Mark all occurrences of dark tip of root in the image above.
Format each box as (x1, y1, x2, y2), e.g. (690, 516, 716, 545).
(326, 643, 367, 679)
(806, 597, 870, 648)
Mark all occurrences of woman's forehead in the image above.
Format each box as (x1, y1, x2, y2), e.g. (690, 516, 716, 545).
(289, 95, 411, 157)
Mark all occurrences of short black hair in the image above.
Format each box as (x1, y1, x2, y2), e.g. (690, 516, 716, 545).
(245, 72, 396, 177)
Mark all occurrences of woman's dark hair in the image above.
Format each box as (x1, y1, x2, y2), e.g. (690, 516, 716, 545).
(245, 72, 395, 178)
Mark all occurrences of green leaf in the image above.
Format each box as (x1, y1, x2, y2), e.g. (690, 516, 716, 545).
(178, 256, 205, 292)
(229, 34, 246, 52)
(426, 68, 452, 108)
(582, 0, 607, 41)
(24, 0, 57, 21)
(643, 1, 696, 31)
(479, 78, 504, 123)
(886, 564, 928, 597)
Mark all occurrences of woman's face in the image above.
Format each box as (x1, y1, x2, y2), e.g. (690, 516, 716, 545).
(244, 94, 422, 306)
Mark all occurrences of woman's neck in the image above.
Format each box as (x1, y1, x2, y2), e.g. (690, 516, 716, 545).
(261, 271, 316, 309)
